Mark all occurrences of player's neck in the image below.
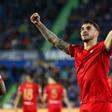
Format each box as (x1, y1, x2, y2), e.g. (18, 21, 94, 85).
(84, 40, 98, 50)
(27, 80, 33, 83)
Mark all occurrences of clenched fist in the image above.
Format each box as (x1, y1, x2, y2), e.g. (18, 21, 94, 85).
(30, 13, 41, 25)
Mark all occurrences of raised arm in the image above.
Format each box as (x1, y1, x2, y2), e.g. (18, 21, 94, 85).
(104, 31, 112, 51)
(30, 13, 70, 54)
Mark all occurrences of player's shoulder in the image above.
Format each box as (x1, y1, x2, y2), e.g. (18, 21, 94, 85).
(55, 83, 64, 89)
(46, 84, 55, 89)
(95, 41, 112, 54)
(19, 83, 24, 88)
(69, 44, 83, 56)
(18, 83, 24, 91)
(96, 41, 105, 49)
(30, 82, 39, 87)
(70, 44, 82, 48)
(69, 43, 83, 51)
(98, 41, 104, 45)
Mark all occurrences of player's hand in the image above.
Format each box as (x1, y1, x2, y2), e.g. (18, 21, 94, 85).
(30, 13, 41, 25)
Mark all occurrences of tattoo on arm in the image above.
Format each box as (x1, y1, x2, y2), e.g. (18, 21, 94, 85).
(35, 22, 70, 54)
(55, 39, 70, 54)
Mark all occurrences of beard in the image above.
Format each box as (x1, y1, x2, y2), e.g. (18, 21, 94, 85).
(82, 38, 90, 42)
(81, 35, 93, 42)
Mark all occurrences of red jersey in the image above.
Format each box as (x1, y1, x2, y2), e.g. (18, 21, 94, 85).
(18, 82, 40, 110)
(44, 83, 64, 105)
(69, 41, 112, 104)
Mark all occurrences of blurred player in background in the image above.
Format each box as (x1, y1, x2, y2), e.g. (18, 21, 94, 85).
(14, 73, 41, 112)
(42, 76, 71, 112)
(30, 12, 112, 112)
(0, 72, 6, 95)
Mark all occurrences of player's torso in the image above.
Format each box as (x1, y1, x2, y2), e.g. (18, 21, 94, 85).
(46, 84, 64, 103)
(20, 82, 39, 104)
(74, 42, 110, 85)
(73, 42, 112, 103)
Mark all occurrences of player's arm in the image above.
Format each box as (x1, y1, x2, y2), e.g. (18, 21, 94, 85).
(63, 89, 72, 112)
(104, 31, 112, 51)
(41, 93, 48, 107)
(42, 93, 47, 103)
(0, 75, 6, 95)
(14, 92, 21, 112)
(38, 86, 43, 104)
(30, 13, 70, 54)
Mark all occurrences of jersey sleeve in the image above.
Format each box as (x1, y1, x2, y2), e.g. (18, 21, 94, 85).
(69, 44, 80, 57)
(101, 41, 112, 56)
(69, 44, 75, 57)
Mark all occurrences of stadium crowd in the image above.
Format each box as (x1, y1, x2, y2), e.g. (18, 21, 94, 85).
(0, 0, 111, 50)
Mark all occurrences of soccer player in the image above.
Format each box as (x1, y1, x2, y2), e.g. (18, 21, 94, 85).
(0, 72, 6, 95)
(30, 13, 112, 112)
(14, 73, 41, 112)
(42, 76, 71, 112)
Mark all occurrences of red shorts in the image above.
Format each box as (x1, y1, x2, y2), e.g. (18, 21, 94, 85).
(80, 102, 112, 112)
(23, 109, 37, 112)
(48, 103, 62, 112)
(23, 106, 37, 112)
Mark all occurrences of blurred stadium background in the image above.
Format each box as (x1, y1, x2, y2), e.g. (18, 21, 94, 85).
(0, 0, 112, 112)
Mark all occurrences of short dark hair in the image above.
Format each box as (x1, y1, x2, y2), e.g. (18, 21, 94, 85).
(82, 20, 100, 33)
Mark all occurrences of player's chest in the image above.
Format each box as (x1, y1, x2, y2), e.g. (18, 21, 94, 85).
(75, 47, 100, 64)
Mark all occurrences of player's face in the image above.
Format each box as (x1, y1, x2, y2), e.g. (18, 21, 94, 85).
(26, 75, 31, 81)
(80, 23, 98, 42)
